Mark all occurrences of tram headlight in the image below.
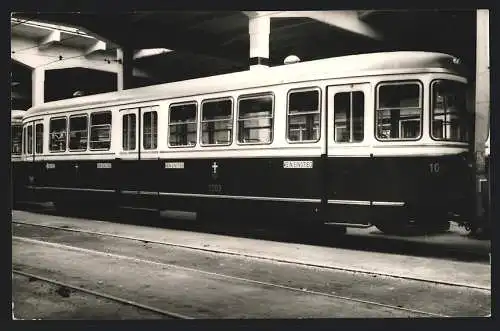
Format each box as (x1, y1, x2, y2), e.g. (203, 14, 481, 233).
(452, 57, 461, 65)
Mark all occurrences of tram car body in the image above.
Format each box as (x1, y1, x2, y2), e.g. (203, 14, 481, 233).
(11, 110, 25, 206)
(11, 110, 24, 161)
(14, 51, 477, 234)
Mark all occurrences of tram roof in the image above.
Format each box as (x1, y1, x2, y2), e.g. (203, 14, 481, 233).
(25, 51, 466, 116)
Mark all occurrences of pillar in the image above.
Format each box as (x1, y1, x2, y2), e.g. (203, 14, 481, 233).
(248, 13, 270, 71)
(474, 9, 490, 221)
(117, 48, 134, 90)
(31, 67, 45, 107)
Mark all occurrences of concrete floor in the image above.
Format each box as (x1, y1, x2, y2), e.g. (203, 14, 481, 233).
(12, 273, 168, 320)
(11, 210, 491, 319)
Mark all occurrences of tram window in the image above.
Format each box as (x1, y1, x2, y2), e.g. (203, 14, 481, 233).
(143, 109, 158, 150)
(376, 82, 422, 140)
(11, 125, 22, 155)
(201, 99, 232, 146)
(122, 113, 137, 151)
(69, 115, 88, 151)
(49, 118, 67, 152)
(169, 103, 197, 147)
(287, 89, 320, 142)
(26, 124, 33, 154)
(334, 91, 364, 143)
(90, 111, 112, 150)
(21, 127, 26, 155)
(238, 94, 274, 144)
(431, 80, 468, 142)
(35, 123, 43, 154)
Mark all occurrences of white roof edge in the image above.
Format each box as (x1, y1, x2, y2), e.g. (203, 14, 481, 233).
(24, 51, 466, 116)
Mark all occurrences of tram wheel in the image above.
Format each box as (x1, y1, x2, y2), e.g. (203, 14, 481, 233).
(468, 225, 491, 240)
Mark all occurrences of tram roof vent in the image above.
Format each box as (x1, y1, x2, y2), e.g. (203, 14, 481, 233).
(284, 55, 300, 65)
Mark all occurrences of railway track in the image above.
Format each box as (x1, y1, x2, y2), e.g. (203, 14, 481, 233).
(12, 220, 490, 291)
(13, 235, 455, 318)
(13, 204, 491, 263)
(12, 269, 191, 319)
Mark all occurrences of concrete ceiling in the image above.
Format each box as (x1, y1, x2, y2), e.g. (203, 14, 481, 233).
(11, 10, 478, 109)
(11, 10, 476, 67)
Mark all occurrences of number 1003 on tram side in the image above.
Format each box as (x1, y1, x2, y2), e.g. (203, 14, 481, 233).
(12, 51, 480, 235)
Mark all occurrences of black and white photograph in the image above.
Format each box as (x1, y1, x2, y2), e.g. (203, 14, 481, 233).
(10, 9, 491, 320)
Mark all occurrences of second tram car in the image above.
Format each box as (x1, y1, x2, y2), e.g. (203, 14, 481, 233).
(11, 110, 25, 207)
(11, 110, 24, 161)
(13, 51, 479, 234)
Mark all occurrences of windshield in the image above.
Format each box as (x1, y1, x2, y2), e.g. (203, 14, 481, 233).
(431, 80, 468, 142)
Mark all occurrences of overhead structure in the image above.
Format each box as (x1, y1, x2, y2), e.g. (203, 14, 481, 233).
(11, 11, 479, 107)
(260, 10, 382, 40)
(247, 11, 271, 70)
(11, 18, 155, 106)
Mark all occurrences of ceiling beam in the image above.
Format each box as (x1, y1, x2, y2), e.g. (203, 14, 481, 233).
(85, 40, 107, 56)
(38, 30, 61, 50)
(133, 48, 172, 60)
(268, 11, 383, 40)
(357, 10, 378, 20)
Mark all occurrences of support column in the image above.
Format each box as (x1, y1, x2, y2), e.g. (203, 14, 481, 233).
(117, 48, 134, 90)
(31, 67, 45, 107)
(474, 9, 490, 222)
(248, 13, 270, 71)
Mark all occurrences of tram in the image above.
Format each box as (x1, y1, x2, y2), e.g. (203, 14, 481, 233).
(11, 110, 25, 207)
(11, 110, 24, 161)
(13, 51, 480, 235)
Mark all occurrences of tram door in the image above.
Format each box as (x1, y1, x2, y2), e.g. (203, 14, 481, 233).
(325, 83, 373, 224)
(118, 107, 159, 209)
(20, 122, 35, 201)
(118, 108, 140, 207)
(31, 120, 44, 201)
(138, 106, 160, 209)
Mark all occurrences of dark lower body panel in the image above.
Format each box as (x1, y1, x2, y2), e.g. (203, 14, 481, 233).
(12, 155, 475, 230)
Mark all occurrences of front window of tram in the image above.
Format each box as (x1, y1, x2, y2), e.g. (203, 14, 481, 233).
(431, 80, 469, 142)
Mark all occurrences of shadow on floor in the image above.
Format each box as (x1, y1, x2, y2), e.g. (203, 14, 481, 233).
(13, 202, 490, 263)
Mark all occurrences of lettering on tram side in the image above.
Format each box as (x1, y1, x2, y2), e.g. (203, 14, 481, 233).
(45, 163, 55, 169)
(97, 162, 112, 169)
(283, 160, 314, 169)
(208, 183, 223, 193)
(165, 162, 185, 169)
(429, 162, 440, 174)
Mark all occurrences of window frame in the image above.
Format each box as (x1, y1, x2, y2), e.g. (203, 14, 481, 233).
(286, 87, 322, 144)
(333, 90, 365, 144)
(236, 92, 275, 146)
(35, 122, 44, 154)
(122, 111, 137, 151)
(11, 124, 22, 155)
(26, 123, 33, 155)
(21, 126, 26, 155)
(89, 111, 112, 151)
(49, 116, 68, 153)
(374, 80, 424, 142)
(142, 108, 158, 150)
(429, 79, 468, 142)
(68, 114, 89, 152)
(200, 97, 234, 147)
(168, 101, 198, 148)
